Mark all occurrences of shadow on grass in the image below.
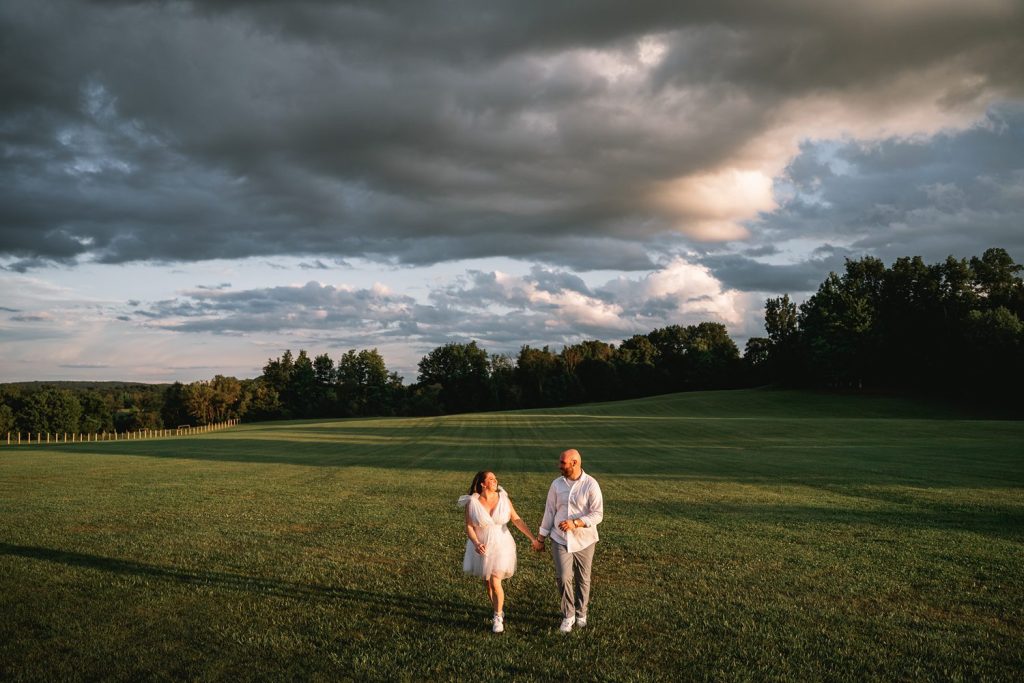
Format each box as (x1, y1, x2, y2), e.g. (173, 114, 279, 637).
(49, 438, 558, 472)
(645, 498, 1024, 543)
(47, 435, 1024, 490)
(0, 542, 553, 630)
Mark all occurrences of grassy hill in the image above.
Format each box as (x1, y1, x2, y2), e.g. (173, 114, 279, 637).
(1, 388, 1022, 680)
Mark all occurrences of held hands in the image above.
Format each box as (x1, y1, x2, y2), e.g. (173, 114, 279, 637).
(531, 538, 545, 552)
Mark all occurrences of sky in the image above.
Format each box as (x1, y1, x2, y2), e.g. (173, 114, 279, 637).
(2, 0, 1023, 383)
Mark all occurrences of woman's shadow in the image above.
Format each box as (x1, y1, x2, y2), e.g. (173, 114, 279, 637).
(0, 541, 555, 630)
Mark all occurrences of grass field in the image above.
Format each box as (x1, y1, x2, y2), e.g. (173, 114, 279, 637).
(1, 388, 1022, 681)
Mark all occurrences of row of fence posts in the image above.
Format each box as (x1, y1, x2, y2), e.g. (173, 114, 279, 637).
(4, 419, 239, 446)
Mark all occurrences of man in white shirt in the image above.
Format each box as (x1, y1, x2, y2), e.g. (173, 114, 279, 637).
(535, 448, 604, 633)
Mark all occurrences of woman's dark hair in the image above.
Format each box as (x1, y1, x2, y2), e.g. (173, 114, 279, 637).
(468, 471, 492, 496)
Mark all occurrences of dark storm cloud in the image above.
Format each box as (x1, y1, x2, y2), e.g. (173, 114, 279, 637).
(651, 5, 1024, 97)
(699, 248, 854, 294)
(2, 1, 1022, 271)
(2, 258, 63, 274)
(755, 104, 1024, 265)
(530, 268, 593, 297)
(741, 245, 781, 258)
(298, 259, 343, 270)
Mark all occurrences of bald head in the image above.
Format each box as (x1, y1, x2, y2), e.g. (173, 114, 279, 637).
(559, 449, 582, 479)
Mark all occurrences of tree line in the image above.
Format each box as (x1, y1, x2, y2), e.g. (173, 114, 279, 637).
(0, 382, 168, 436)
(3, 248, 1021, 433)
(0, 321, 743, 432)
(746, 247, 1023, 402)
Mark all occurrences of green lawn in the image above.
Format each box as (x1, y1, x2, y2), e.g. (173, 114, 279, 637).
(1, 388, 1022, 681)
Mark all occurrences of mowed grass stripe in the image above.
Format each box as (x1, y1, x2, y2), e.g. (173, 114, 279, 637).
(1, 388, 1022, 681)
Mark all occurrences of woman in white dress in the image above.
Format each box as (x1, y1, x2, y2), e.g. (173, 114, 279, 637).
(459, 471, 540, 633)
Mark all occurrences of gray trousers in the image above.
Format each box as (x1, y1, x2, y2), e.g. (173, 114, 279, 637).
(550, 541, 596, 619)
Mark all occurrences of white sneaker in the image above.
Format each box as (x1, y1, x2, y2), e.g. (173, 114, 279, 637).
(575, 616, 587, 628)
(559, 617, 575, 633)
(492, 613, 504, 634)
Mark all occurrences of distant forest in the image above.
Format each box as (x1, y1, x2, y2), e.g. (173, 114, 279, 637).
(2, 248, 1021, 434)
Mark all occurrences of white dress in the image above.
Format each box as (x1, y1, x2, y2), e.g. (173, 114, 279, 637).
(459, 488, 518, 580)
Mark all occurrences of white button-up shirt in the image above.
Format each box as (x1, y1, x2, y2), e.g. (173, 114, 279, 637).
(539, 470, 604, 553)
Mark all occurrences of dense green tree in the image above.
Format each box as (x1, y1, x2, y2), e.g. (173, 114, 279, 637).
(184, 382, 216, 425)
(759, 294, 804, 385)
(313, 353, 335, 385)
(79, 391, 115, 432)
(0, 402, 15, 434)
(337, 348, 394, 416)
(262, 350, 294, 396)
(284, 350, 317, 418)
(245, 380, 282, 420)
(799, 266, 879, 389)
(684, 322, 742, 388)
(20, 389, 82, 434)
(971, 247, 1023, 311)
(764, 294, 798, 345)
(773, 249, 1023, 402)
(209, 375, 244, 422)
(743, 337, 772, 385)
(115, 407, 162, 432)
(161, 382, 192, 427)
(417, 341, 491, 413)
(311, 353, 337, 416)
(646, 324, 691, 391)
(489, 353, 520, 410)
(645, 323, 740, 390)
(616, 335, 661, 398)
(964, 306, 1024, 395)
(406, 382, 443, 416)
(515, 345, 570, 407)
(560, 341, 614, 402)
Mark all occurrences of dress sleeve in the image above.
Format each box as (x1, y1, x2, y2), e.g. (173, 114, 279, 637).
(464, 495, 486, 527)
